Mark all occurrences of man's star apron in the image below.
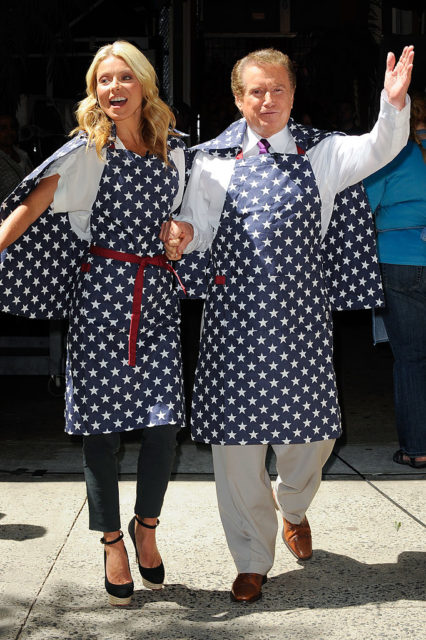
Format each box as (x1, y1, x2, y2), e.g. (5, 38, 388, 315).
(189, 118, 384, 446)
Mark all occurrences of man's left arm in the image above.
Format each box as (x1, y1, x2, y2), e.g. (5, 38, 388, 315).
(310, 46, 414, 198)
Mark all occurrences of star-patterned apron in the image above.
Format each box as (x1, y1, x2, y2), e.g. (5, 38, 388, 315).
(64, 142, 186, 435)
(192, 147, 342, 446)
(0, 135, 186, 436)
(188, 116, 385, 446)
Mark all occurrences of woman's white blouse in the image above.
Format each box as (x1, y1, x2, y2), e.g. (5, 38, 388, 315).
(44, 137, 185, 241)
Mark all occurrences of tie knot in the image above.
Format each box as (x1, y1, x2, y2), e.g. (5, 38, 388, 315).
(257, 138, 270, 154)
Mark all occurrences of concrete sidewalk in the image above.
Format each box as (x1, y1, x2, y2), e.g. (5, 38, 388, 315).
(1, 461, 425, 640)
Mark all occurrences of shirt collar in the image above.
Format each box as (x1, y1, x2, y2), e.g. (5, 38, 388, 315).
(243, 125, 295, 156)
(115, 136, 126, 150)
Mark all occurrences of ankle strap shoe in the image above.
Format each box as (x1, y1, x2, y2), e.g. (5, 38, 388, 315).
(128, 516, 165, 590)
(100, 530, 134, 606)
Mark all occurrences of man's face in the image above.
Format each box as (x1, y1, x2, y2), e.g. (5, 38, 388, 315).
(235, 63, 295, 138)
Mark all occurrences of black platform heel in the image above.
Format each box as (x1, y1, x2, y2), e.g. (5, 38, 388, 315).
(100, 530, 134, 606)
(128, 515, 165, 590)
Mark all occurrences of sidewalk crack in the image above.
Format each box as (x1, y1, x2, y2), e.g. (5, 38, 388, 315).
(332, 452, 426, 529)
(14, 497, 87, 640)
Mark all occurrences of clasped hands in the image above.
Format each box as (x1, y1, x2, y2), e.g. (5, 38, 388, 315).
(159, 219, 194, 261)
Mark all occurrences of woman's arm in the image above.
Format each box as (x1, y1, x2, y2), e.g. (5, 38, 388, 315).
(0, 174, 59, 253)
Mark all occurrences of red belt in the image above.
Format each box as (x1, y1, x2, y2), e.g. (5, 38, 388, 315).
(89, 245, 186, 367)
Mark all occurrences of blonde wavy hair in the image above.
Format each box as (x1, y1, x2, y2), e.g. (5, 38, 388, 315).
(71, 40, 177, 162)
(231, 48, 296, 99)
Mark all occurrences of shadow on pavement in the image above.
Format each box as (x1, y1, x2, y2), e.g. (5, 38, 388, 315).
(0, 522, 47, 540)
(1, 551, 424, 640)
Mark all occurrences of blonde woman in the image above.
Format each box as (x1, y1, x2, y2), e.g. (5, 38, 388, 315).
(0, 41, 187, 605)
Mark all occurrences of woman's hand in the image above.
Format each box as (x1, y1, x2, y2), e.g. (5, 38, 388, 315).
(159, 220, 194, 260)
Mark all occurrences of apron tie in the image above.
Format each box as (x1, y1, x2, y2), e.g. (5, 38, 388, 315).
(89, 245, 186, 366)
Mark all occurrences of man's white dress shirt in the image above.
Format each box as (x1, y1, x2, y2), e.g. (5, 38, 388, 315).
(178, 91, 410, 248)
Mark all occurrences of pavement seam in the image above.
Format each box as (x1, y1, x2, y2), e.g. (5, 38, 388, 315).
(333, 452, 426, 529)
(14, 496, 87, 640)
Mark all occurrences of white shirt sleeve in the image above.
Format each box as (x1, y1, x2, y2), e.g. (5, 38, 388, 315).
(44, 144, 105, 214)
(177, 151, 234, 252)
(43, 144, 105, 241)
(169, 146, 186, 213)
(309, 90, 410, 237)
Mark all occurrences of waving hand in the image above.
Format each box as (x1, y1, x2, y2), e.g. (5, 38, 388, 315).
(384, 45, 414, 111)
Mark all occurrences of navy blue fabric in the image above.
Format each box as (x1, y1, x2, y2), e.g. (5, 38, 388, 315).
(0, 134, 188, 435)
(189, 119, 384, 445)
(0, 135, 89, 318)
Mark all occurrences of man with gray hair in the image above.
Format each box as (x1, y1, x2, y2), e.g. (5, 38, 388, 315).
(161, 45, 414, 603)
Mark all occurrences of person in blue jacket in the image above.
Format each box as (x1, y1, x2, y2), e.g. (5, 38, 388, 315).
(364, 93, 426, 469)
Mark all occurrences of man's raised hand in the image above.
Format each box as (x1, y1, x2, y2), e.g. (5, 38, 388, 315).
(384, 45, 414, 111)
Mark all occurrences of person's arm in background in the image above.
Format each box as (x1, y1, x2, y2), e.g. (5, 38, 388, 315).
(363, 161, 392, 213)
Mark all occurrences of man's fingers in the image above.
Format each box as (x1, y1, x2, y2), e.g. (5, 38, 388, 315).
(159, 221, 169, 242)
(159, 220, 173, 242)
(169, 220, 182, 238)
(167, 237, 181, 247)
(165, 243, 182, 260)
(159, 220, 182, 243)
(177, 236, 192, 254)
(386, 51, 395, 73)
(388, 45, 414, 76)
(165, 248, 182, 260)
(396, 45, 414, 74)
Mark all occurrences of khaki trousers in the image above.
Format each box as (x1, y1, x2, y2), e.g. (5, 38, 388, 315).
(212, 439, 335, 575)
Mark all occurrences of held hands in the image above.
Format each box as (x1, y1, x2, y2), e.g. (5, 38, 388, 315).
(384, 45, 414, 111)
(159, 219, 194, 260)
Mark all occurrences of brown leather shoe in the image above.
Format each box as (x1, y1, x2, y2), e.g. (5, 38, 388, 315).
(230, 573, 267, 603)
(282, 517, 312, 561)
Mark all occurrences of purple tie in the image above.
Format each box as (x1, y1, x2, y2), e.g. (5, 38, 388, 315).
(257, 138, 270, 154)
